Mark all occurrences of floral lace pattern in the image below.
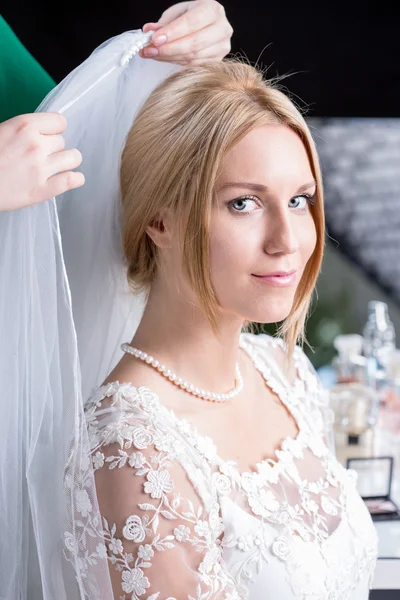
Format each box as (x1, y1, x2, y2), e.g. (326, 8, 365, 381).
(64, 333, 378, 600)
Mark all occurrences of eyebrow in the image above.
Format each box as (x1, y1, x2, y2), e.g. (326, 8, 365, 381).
(217, 180, 317, 194)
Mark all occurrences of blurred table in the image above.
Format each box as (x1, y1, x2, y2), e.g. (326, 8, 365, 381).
(335, 419, 400, 590)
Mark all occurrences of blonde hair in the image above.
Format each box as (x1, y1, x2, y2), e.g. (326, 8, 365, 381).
(120, 60, 325, 357)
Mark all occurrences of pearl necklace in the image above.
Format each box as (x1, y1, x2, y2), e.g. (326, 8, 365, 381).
(121, 343, 243, 403)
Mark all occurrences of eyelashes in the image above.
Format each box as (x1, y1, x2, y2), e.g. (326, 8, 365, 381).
(228, 193, 316, 214)
(300, 193, 316, 206)
(289, 193, 316, 210)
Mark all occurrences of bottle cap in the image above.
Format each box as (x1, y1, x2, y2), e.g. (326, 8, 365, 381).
(333, 334, 364, 357)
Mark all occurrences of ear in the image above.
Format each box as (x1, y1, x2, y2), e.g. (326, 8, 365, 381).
(146, 208, 175, 249)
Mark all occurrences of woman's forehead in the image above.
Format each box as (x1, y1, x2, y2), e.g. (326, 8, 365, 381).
(216, 125, 313, 192)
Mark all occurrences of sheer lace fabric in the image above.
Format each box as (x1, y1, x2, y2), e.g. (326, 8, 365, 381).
(73, 333, 377, 599)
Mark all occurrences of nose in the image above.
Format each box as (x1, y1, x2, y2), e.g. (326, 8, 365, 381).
(263, 208, 299, 256)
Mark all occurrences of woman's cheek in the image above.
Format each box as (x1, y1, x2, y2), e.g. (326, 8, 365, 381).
(301, 215, 317, 260)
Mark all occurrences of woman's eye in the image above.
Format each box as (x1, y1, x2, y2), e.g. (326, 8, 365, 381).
(288, 194, 315, 210)
(229, 195, 259, 213)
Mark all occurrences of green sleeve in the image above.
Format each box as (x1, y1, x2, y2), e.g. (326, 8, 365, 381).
(0, 15, 56, 122)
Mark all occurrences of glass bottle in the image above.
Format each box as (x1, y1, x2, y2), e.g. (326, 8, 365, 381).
(363, 301, 395, 362)
(362, 301, 396, 407)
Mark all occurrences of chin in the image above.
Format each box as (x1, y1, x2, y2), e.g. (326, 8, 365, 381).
(242, 298, 294, 325)
(220, 291, 295, 324)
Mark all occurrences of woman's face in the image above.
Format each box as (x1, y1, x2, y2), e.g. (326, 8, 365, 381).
(210, 124, 317, 324)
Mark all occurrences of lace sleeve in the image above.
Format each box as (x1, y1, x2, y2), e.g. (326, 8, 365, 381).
(86, 383, 229, 600)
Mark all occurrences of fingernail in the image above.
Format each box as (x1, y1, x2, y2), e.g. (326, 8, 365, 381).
(143, 47, 159, 57)
(153, 34, 167, 46)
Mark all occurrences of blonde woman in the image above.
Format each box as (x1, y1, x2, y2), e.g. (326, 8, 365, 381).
(1, 19, 377, 600)
(81, 59, 377, 599)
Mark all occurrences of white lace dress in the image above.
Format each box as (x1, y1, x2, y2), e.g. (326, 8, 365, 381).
(82, 333, 378, 600)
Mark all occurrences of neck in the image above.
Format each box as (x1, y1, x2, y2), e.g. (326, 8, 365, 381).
(130, 280, 245, 393)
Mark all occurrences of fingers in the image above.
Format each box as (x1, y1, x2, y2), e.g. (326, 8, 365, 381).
(152, 1, 219, 46)
(142, 22, 163, 34)
(37, 112, 68, 135)
(47, 148, 83, 177)
(0, 111, 85, 208)
(44, 134, 66, 155)
(140, 1, 232, 64)
(44, 148, 84, 199)
(139, 23, 162, 59)
(44, 170, 85, 200)
(156, 2, 194, 27)
(141, 3, 193, 42)
(143, 22, 230, 60)
(13, 112, 67, 135)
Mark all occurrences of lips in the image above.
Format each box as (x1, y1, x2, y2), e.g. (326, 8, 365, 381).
(253, 270, 297, 278)
(251, 270, 297, 287)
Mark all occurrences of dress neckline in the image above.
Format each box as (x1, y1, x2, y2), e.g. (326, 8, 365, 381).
(91, 333, 316, 485)
(155, 333, 309, 482)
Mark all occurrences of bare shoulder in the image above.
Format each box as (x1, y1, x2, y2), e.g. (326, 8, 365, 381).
(100, 352, 199, 418)
(102, 352, 161, 389)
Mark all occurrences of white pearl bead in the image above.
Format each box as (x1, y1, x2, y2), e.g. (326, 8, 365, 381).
(120, 343, 242, 403)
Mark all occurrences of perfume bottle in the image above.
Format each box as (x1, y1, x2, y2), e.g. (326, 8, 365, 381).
(362, 301, 396, 407)
(363, 301, 396, 366)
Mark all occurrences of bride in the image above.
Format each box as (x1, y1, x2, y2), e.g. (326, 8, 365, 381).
(0, 4, 377, 600)
(78, 59, 378, 600)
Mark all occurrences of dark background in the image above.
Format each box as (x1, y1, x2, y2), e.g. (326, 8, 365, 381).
(2, 1, 400, 117)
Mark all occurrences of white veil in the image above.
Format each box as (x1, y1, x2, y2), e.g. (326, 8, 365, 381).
(0, 30, 179, 599)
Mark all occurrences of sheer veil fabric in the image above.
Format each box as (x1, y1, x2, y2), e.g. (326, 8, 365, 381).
(0, 31, 180, 599)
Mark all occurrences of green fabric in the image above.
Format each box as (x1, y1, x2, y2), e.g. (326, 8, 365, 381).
(0, 15, 56, 122)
